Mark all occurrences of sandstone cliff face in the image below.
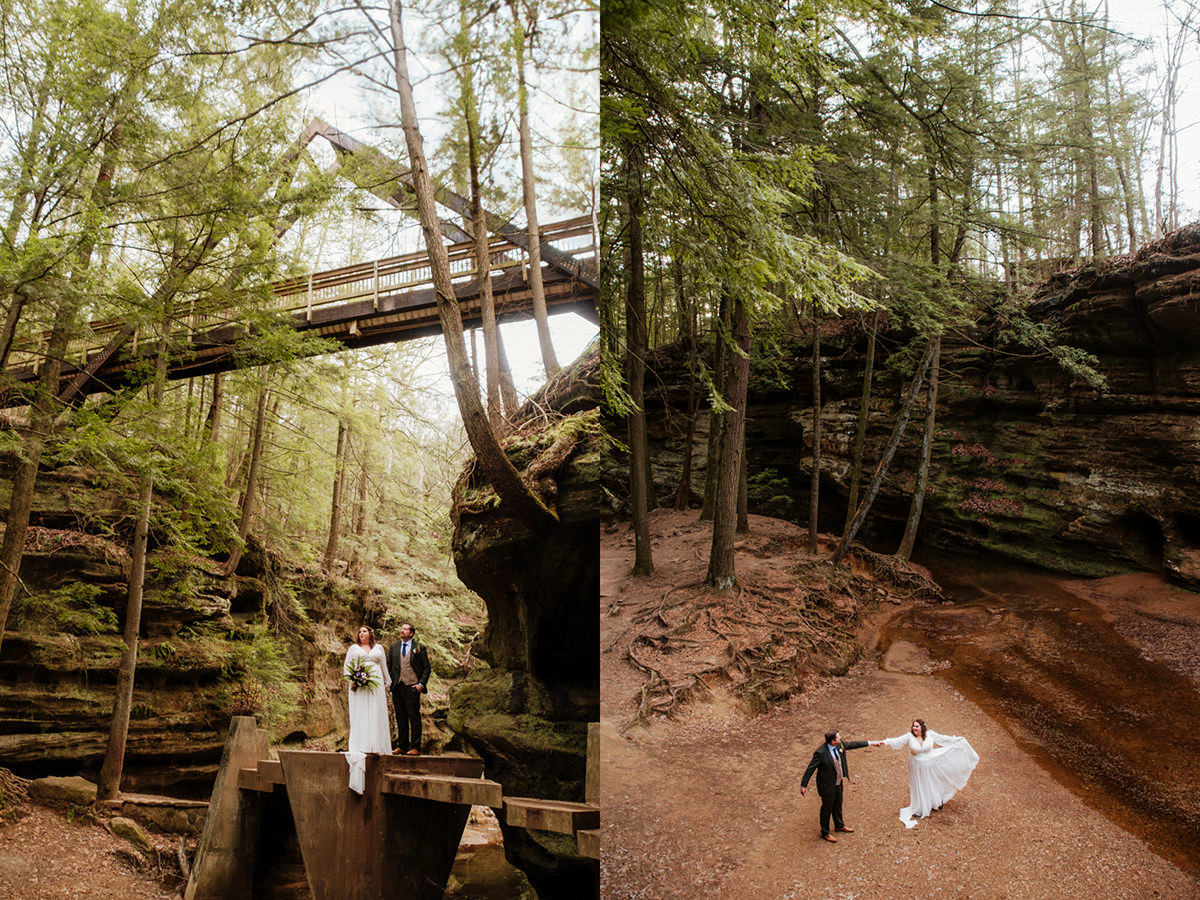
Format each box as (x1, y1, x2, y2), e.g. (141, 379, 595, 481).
(448, 360, 601, 898)
(0, 457, 465, 796)
(621, 225, 1200, 587)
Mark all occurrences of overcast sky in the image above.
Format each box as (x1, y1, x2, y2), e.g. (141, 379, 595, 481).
(283, 2, 600, 421)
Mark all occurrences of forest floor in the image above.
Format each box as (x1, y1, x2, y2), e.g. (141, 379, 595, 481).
(0, 796, 528, 899)
(0, 804, 179, 900)
(600, 510, 1200, 899)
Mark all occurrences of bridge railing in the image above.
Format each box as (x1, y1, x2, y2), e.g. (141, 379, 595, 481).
(7, 216, 596, 376)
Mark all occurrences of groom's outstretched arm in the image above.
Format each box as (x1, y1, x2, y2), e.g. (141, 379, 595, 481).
(841, 740, 869, 751)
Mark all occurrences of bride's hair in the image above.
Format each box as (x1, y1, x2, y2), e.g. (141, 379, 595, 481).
(357, 625, 376, 647)
(912, 718, 927, 739)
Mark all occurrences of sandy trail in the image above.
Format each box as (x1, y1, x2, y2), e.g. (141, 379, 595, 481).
(600, 512, 1200, 899)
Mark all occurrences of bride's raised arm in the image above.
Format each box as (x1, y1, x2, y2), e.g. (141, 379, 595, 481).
(927, 729, 962, 746)
(871, 734, 912, 749)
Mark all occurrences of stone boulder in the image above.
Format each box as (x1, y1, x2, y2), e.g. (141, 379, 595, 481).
(109, 816, 152, 849)
(28, 775, 97, 806)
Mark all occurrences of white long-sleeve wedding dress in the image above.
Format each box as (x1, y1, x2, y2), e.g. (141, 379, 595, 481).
(343, 643, 392, 793)
(879, 729, 979, 828)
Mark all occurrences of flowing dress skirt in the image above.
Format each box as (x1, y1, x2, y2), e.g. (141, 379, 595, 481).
(899, 737, 979, 828)
(344, 652, 392, 793)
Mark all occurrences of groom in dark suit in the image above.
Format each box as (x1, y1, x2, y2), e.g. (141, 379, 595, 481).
(386, 623, 432, 755)
(800, 729, 869, 842)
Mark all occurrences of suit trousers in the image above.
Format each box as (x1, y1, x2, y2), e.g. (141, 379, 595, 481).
(819, 784, 845, 835)
(393, 683, 422, 752)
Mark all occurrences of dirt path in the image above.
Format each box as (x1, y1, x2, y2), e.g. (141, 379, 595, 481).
(0, 805, 177, 900)
(601, 512, 1200, 898)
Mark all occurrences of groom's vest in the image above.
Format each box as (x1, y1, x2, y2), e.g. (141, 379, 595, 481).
(397, 642, 418, 685)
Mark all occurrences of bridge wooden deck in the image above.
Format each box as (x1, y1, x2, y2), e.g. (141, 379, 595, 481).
(4, 217, 596, 405)
(185, 716, 599, 900)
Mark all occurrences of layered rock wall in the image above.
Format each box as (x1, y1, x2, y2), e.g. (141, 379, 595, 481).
(622, 225, 1200, 587)
(0, 461, 387, 796)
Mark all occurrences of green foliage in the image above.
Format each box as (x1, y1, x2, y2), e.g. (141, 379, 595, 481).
(995, 306, 1106, 390)
(213, 627, 303, 728)
(380, 582, 481, 678)
(747, 468, 798, 516)
(11, 583, 117, 636)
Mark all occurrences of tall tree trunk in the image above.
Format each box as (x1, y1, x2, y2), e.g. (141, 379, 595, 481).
(223, 385, 269, 576)
(0, 285, 30, 374)
(353, 452, 369, 537)
(736, 435, 748, 535)
(508, 0, 559, 379)
(324, 419, 348, 571)
(700, 290, 732, 521)
(495, 329, 520, 418)
(927, 145, 940, 269)
(897, 337, 941, 561)
(347, 445, 370, 577)
(808, 303, 822, 553)
(463, 74, 503, 431)
(626, 141, 654, 575)
(387, 0, 558, 532)
(0, 131, 118, 655)
(705, 295, 750, 590)
(674, 289, 699, 510)
(206, 372, 223, 442)
(845, 310, 879, 530)
(0, 307, 67, 656)
(97, 301, 171, 802)
(834, 341, 936, 565)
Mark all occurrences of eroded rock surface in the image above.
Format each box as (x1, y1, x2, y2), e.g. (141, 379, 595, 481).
(449, 359, 601, 898)
(618, 225, 1200, 587)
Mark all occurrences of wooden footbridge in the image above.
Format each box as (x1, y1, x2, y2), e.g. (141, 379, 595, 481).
(185, 716, 599, 899)
(2, 216, 596, 407)
(2, 118, 598, 408)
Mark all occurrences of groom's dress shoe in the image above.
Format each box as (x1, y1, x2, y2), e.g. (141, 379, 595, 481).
(835, 826, 855, 833)
(821, 834, 837, 843)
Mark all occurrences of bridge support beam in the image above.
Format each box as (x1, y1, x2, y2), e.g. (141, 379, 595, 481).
(185, 717, 270, 900)
(277, 751, 479, 900)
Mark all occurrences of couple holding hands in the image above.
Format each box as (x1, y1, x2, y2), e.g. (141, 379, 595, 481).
(800, 720, 980, 839)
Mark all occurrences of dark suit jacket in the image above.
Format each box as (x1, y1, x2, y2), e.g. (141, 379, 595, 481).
(386, 639, 431, 690)
(800, 740, 868, 796)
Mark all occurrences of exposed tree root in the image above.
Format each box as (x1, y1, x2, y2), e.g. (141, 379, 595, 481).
(613, 544, 942, 727)
(0, 767, 29, 824)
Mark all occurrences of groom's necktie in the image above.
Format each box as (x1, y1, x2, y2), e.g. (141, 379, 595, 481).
(831, 746, 842, 786)
(402, 642, 408, 657)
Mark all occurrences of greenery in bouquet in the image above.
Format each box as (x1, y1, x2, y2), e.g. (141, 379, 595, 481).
(344, 657, 381, 692)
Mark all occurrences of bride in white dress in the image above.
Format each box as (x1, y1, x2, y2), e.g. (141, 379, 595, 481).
(343, 625, 392, 793)
(870, 718, 979, 828)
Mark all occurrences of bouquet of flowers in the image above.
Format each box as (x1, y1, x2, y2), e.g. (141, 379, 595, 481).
(344, 658, 381, 692)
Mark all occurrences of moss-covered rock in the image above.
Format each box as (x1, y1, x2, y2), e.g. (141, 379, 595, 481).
(109, 815, 151, 849)
(618, 227, 1200, 589)
(449, 355, 601, 899)
(28, 774, 97, 806)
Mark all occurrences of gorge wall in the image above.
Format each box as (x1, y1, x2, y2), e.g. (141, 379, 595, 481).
(0, 459, 473, 797)
(618, 224, 1200, 587)
(449, 357, 602, 898)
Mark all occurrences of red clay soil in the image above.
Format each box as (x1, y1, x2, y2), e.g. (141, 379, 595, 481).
(0, 804, 177, 900)
(600, 510, 1200, 899)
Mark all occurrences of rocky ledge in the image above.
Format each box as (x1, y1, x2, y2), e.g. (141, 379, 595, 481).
(449, 353, 602, 898)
